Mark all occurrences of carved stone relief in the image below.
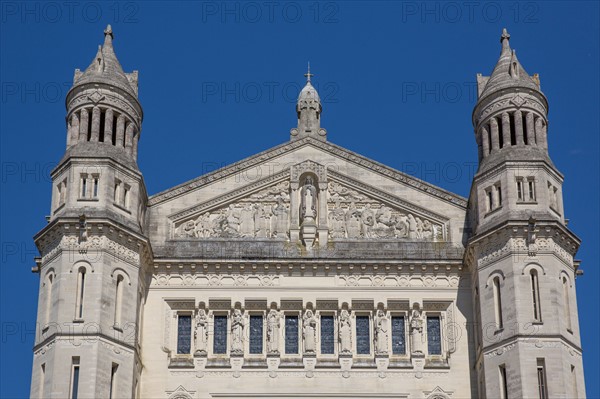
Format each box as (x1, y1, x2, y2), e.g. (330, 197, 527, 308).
(327, 181, 444, 241)
(174, 181, 290, 239)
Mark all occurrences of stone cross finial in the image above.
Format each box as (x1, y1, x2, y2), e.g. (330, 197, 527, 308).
(104, 24, 114, 43)
(500, 28, 510, 45)
(304, 62, 314, 83)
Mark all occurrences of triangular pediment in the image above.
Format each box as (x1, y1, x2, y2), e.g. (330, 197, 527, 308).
(170, 162, 449, 242)
(149, 137, 467, 208)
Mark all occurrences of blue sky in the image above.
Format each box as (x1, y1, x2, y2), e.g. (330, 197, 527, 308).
(1, 1, 598, 397)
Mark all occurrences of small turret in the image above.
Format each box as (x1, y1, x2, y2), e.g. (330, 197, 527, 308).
(473, 28, 549, 174)
(65, 25, 143, 169)
(290, 63, 327, 141)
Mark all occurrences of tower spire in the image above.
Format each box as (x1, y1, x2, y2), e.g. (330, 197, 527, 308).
(500, 28, 510, 48)
(104, 24, 113, 44)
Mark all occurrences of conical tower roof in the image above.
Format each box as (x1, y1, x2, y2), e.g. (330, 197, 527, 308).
(478, 29, 541, 100)
(74, 25, 138, 98)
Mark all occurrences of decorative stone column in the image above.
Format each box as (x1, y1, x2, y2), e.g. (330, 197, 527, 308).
(501, 112, 511, 147)
(514, 110, 524, 145)
(525, 112, 535, 145)
(90, 106, 101, 142)
(317, 181, 328, 248)
(480, 125, 489, 157)
(490, 117, 500, 152)
(132, 133, 139, 160)
(290, 181, 300, 242)
(79, 108, 89, 141)
(69, 113, 79, 146)
(104, 108, 114, 144)
(125, 122, 134, 153)
(116, 115, 125, 147)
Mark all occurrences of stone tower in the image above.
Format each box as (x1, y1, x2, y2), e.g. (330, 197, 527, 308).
(467, 29, 585, 398)
(31, 26, 148, 399)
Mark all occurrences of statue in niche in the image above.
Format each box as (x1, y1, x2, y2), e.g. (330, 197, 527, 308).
(302, 310, 317, 354)
(194, 309, 209, 356)
(410, 308, 424, 355)
(239, 204, 256, 237)
(374, 310, 389, 355)
(345, 201, 362, 238)
(328, 199, 347, 238)
(339, 310, 352, 354)
(231, 309, 245, 355)
(361, 203, 375, 238)
(300, 176, 318, 224)
(407, 214, 418, 239)
(266, 309, 281, 354)
(271, 197, 289, 238)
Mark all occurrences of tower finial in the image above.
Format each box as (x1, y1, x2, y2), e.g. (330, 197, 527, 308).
(104, 24, 113, 44)
(304, 62, 314, 83)
(500, 28, 510, 47)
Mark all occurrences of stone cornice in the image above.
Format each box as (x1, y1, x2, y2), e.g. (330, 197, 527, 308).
(474, 156, 563, 182)
(153, 240, 465, 262)
(34, 217, 153, 268)
(33, 331, 137, 355)
(466, 220, 580, 269)
(147, 137, 467, 208)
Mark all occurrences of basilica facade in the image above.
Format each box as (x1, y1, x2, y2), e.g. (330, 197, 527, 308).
(30, 26, 586, 398)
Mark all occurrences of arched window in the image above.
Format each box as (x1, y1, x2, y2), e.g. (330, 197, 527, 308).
(530, 270, 542, 322)
(562, 276, 572, 332)
(75, 267, 86, 319)
(493, 276, 503, 329)
(114, 275, 124, 327)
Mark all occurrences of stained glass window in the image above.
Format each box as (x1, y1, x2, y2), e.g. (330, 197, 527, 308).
(356, 315, 370, 355)
(391, 316, 406, 355)
(249, 315, 264, 354)
(213, 315, 228, 354)
(177, 315, 191, 354)
(285, 315, 298, 354)
(320, 315, 334, 354)
(427, 316, 442, 355)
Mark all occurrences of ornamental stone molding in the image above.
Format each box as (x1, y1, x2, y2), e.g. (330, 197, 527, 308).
(149, 137, 467, 208)
(40, 234, 140, 266)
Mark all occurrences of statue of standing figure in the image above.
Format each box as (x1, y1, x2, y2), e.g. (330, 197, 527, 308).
(194, 309, 209, 356)
(300, 176, 317, 224)
(302, 310, 317, 354)
(231, 309, 245, 355)
(410, 308, 424, 355)
(266, 309, 281, 355)
(271, 197, 289, 238)
(339, 309, 352, 355)
(374, 310, 389, 355)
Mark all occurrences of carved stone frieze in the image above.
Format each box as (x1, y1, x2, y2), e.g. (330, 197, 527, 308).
(327, 180, 444, 241)
(476, 234, 574, 268)
(40, 234, 140, 266)
(173, 180, 290, 239)
(152, 273, 280, 287)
